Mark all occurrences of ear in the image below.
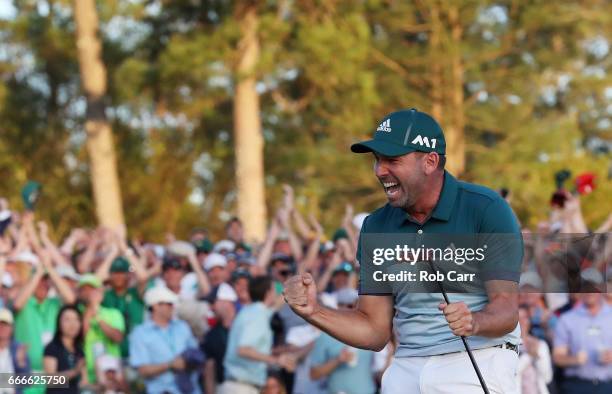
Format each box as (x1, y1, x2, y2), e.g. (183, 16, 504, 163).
(423, 152, 439, 175)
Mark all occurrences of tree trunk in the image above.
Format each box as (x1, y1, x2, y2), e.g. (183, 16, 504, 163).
(234, 3, 267, 242)
(74, 0, 125, 228)
(446, 5, 466, 175)
(429, 5, 443, 121)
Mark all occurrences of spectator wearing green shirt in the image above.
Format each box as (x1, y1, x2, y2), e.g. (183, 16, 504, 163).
(77, 274, 125, 384)
(13, 251, 76, 374)
(98, 249, 149, 359)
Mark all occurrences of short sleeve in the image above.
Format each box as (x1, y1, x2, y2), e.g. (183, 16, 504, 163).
(308, 336, 330, 366)
(43, 342, 60, 358)
(553, 315, 570, 349)
(128, 329, 149, 367)
(237, 316, 267, 347)
(478, 198, 523, 282)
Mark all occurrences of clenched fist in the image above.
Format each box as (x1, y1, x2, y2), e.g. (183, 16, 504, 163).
(439, 302, 478, 337)
(283, 273, 319, 318)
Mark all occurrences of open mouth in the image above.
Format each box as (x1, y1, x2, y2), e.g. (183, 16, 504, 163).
(382, 182, 400, 198)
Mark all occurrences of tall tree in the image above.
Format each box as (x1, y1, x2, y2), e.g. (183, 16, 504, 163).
(73, 0, 124, 228)
(233, 1, 267, 242)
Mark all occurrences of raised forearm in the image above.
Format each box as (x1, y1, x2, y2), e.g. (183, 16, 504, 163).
(306, 307, 389, 351)
(473, 296, 518, 337)
(138, 362, 171, 378)
(310, 357, 342, 379)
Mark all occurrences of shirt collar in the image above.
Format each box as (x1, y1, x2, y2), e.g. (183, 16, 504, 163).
(390, 170, 459, 227)
(430, 171, 459, 221)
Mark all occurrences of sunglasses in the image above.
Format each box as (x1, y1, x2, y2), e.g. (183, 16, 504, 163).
(278, 270, 292, 277)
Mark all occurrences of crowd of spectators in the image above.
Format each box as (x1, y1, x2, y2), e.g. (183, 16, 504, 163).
(0, 185, 610, 394)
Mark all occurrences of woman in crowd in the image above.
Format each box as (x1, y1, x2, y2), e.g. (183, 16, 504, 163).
(43, 305, 86, 394)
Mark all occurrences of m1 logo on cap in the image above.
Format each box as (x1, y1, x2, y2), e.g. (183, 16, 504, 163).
(376, 119, 392, 132)
(411, 135, 437, 148)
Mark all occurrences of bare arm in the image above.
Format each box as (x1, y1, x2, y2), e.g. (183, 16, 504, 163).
(137, 362, 172, 378)
(284, 273, 394, 351)
(14, 268, 44, 311)
(310, 356, 343, 380)
(40, 252, 76, 305)
(439, 280, 519, 338)
(256, 219, 280, 270)
(97, 320, 124, 343)
(187, 251, 211, 297)
(37, 222, 70, 266)
(552, 346, 587, 367)
(237, 347, 279, 365)
(203, 359, 217, 394)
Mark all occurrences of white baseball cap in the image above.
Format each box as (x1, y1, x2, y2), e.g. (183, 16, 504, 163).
(144, 286, 179, 306)
(216, 282, 238, 302)
(55, 265, 80, 282)
(204, 253, 227, 271)
(0, 308, 14, 324)
(10, 250, 39, 265)
(2, 272, 13, 288)
(212, 240, 235, 253)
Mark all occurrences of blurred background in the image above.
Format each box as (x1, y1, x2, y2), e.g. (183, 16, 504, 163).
(0, 0, 610, 242)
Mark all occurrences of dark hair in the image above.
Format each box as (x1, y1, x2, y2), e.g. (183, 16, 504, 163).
(225, 217, 242, 230)
(52, 305, 84, 350)
(249, 275, 273, 302)
(437, 154, 446, 170)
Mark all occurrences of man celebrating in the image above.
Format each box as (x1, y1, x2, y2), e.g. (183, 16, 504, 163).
(284, 109, 523, 394)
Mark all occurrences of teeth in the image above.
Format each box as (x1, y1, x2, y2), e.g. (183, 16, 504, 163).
(383, 182, 398, 187)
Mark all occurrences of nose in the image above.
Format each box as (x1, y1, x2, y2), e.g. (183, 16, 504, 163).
(374, 159, 389, 179)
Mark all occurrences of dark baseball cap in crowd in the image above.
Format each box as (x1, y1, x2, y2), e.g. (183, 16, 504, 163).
(162, 256, 184, 271)
(231, 268, 251, 282)
(110, 257, 130, 273)
(193, 239, 214, 254)
(351, 108, 446, 157)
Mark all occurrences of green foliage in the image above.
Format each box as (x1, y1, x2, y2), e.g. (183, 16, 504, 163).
(0, 0, 610, 240)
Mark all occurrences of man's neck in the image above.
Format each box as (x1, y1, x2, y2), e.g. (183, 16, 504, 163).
(0, 338, 8, 349)
(152, 315, 170, 328)
(405, 171, 445, 223)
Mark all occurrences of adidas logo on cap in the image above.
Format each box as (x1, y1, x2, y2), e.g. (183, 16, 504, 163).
(376, 119, 391, 132)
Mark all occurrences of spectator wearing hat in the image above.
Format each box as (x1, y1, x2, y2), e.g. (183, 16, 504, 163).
(77, 274, 125, 384)
(96, 354, 128, 394)
(221, 276, 295, 394)
(192, 239, 213, 267)
(201, 282, 238, 394)
(309, 288, 377, 394)
(99, 254, 147, 359)
(213, 240, 236, 255)
(204, 253, 230, 288)
(158, 252, 211, 302)
(129, 286, 201, 394)
(43, 305, 86, 394)
(12, 249, 76, 383)
(0, 308, 30, 393)
(553, 291, 612, 394)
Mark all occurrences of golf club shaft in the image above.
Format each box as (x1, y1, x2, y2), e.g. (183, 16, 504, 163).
(438, 281, 490, 394)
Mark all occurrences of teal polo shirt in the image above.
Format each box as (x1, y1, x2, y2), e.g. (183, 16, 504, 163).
(357, 171, 523, 357)
(223, 302, 274, 387)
